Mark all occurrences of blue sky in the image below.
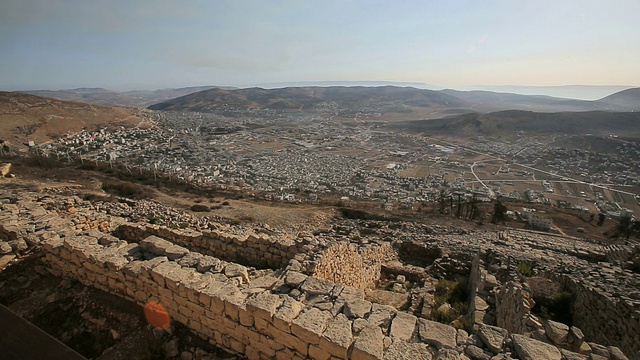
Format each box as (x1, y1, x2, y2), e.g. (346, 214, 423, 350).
(1, 0, 639, 91)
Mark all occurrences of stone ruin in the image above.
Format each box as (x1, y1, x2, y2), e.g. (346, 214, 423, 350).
(1, 189, 639, 360)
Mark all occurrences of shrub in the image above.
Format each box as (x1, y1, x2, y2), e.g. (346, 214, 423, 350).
(517, 262, 534, 277)
(190, 204, 210, 212)
(102, 180, 152, 199)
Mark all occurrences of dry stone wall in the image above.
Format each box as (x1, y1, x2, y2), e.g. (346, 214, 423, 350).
(116, 223, 298, 269)
(40, 232, 444, 359)
(312, 242, 391, 290)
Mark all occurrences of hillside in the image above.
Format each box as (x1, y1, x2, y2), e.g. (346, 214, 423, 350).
(0, 92, 142, 148)
(148, 86, 640, 115)
(392, 110, 640, 137)
(594, 87, 640, 111)
(147, 86, 469, 113)
(439, 89, 595, 112)
(21, 86, 237, 107)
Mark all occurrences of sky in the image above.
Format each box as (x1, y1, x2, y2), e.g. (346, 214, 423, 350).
(1, 0, 640, 93)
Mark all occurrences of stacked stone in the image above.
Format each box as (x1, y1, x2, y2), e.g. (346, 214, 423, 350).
(116, 222, 300, 269)
(40, 232, 445, 359)
(312, 242, 391, 290)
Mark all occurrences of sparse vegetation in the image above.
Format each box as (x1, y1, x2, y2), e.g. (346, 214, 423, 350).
(429, 279, 469, 326)
(517, 262, 534, 277)
(190, 204, 210, 212)
(101, 180, 153, 199)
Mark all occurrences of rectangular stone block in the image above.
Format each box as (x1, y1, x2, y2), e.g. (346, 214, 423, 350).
(291, 307, 332, 345)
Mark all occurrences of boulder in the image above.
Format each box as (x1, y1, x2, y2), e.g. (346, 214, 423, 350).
(545, 320, 569, 345)
(477, 324, 508, 354)
(418, 319, 458, 350)
(511, 334, 562, 360)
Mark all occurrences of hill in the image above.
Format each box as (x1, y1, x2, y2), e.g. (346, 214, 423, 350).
(149, 86, 640, 115)
(0, 92, 141, 148)
(391, 110, 640, 137)
(594, 87, 640, 111)
(439, 89, 595, 112)
(147, 86, 469, 113)
(20, 86, 237, 107)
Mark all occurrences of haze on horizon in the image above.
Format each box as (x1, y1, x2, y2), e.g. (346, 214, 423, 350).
(1, 0, 639, 100)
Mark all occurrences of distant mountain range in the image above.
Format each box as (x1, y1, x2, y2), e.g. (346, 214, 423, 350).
(147, 86, 640, 115)
(20, 86, 238, 107)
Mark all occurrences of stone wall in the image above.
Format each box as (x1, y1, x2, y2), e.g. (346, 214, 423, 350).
(116, 223, 299, 269)
(557, 274, 640, 357)
(312, 242, 391, 290)
(494, 281, 538, 335)
(41, 233, 449, 359)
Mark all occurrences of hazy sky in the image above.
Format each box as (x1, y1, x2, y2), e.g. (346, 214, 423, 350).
(2, 0, 639, 91)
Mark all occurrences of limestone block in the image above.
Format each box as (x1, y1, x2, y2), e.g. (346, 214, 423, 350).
(434, 349, 461, 360)
(344, 299, 372, 319)
(246, 291, 283, 321)
(300, 276, 335, 296)
(477, 324, 508, 354)
(291, 307, 332, 344)
(560, 349, 588, 360)
(273, 296, 305, 332)
(366, 305, 396, 330)
(285, 271, 308, 288)
(224, 263, 250, 284)
(511, 334, 562, 360)
(384, 339, 433, 360)
(309, 344, 331, 360)
(418, 319, 457, 350)
(351, 323, 384, 360)
(389, 312, 417, 341)
(465, 344, 494, 360)
(149, 261, 181, 287)
(545, 320, 569, 345)
(606, 346, 628, 360)
(266, 323, 308, 356)
(320, 313, 353, 358)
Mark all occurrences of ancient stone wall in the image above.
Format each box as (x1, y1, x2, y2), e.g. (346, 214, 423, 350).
(557, 274, 640, 357)
(40, 233, 447, 359)
(494, 281, 537, 335)
(312, 242, 391, 290)
(116, 223, 298, 269)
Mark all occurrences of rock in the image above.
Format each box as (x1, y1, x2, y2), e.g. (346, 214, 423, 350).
(162, 338, 180, 357)
(321, 314, 353, 358)
(569, 326, 584, 342)
(465, 345, 491, 360)
(0, 241, 12, 255)
(545, 320, 569, 345)
(352, 324, 384, 360)
(560, 349, 588, 360)
(344, 298, 373, 319)
(607, 346, 629, 360)
(511, 334, 561, 360)
(366, 289, 411, 310)
(284, 271, 308, 287)
(484, 274, 498, 289)
(300, 276, 335, 296)
(477, 324, 508, 354)
(384, 339, 433, 360)
(8, 239, 28, 252)
(196, 256, 220, 273)
(110, 329, 120, 340)
(588, 343, 610, 358)
(0, 163, 11, 177)
(436, 348, 461, 360)
(180, 351, 193, 360)
(418, 319, 458, 350)
(389, 312, 417, 341)
(224, 263, 250, 284)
